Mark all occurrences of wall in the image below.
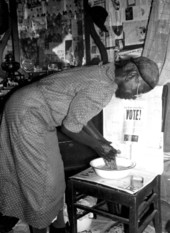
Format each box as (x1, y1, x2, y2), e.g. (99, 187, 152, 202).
(16, 0, 84, 71)
(88, 0, 152, 62)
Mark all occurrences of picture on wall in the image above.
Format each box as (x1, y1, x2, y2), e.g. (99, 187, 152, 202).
(123, 20, 147, 46)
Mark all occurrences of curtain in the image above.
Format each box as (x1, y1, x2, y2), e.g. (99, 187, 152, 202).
(142, 0, 170, 85)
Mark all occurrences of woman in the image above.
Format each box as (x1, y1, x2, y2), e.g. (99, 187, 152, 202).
(0, 56, 159, 233)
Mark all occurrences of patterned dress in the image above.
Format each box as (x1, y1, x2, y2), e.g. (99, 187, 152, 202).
(0, 63, 117, 228)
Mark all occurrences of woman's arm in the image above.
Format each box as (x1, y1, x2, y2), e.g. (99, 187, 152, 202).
(61, 124, 119, 163)
(61, 125, 100, 150)
(83, 121, 111, 144)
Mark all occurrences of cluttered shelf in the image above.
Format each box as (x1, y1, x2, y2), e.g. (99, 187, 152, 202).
(0, 69, 58, 114)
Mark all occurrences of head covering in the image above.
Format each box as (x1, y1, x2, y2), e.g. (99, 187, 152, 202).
(131, 56, 159, 89)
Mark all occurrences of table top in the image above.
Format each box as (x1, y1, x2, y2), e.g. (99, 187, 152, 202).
(70, 167, 158, 194)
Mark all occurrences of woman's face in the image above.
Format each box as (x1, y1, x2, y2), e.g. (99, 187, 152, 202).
(115, 62, 140, 99)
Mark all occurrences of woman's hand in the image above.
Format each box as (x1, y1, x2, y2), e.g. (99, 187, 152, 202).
(94, 142, 121, 169)
(98, 141, 120, 159)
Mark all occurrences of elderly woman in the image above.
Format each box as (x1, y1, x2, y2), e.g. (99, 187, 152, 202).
(0, 56, 159, 233)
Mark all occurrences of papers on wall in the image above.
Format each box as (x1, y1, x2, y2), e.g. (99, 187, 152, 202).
(123, 20, 148, 46)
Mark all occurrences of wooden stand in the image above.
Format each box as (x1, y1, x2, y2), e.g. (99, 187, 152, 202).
(66, 173, 162, 233)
